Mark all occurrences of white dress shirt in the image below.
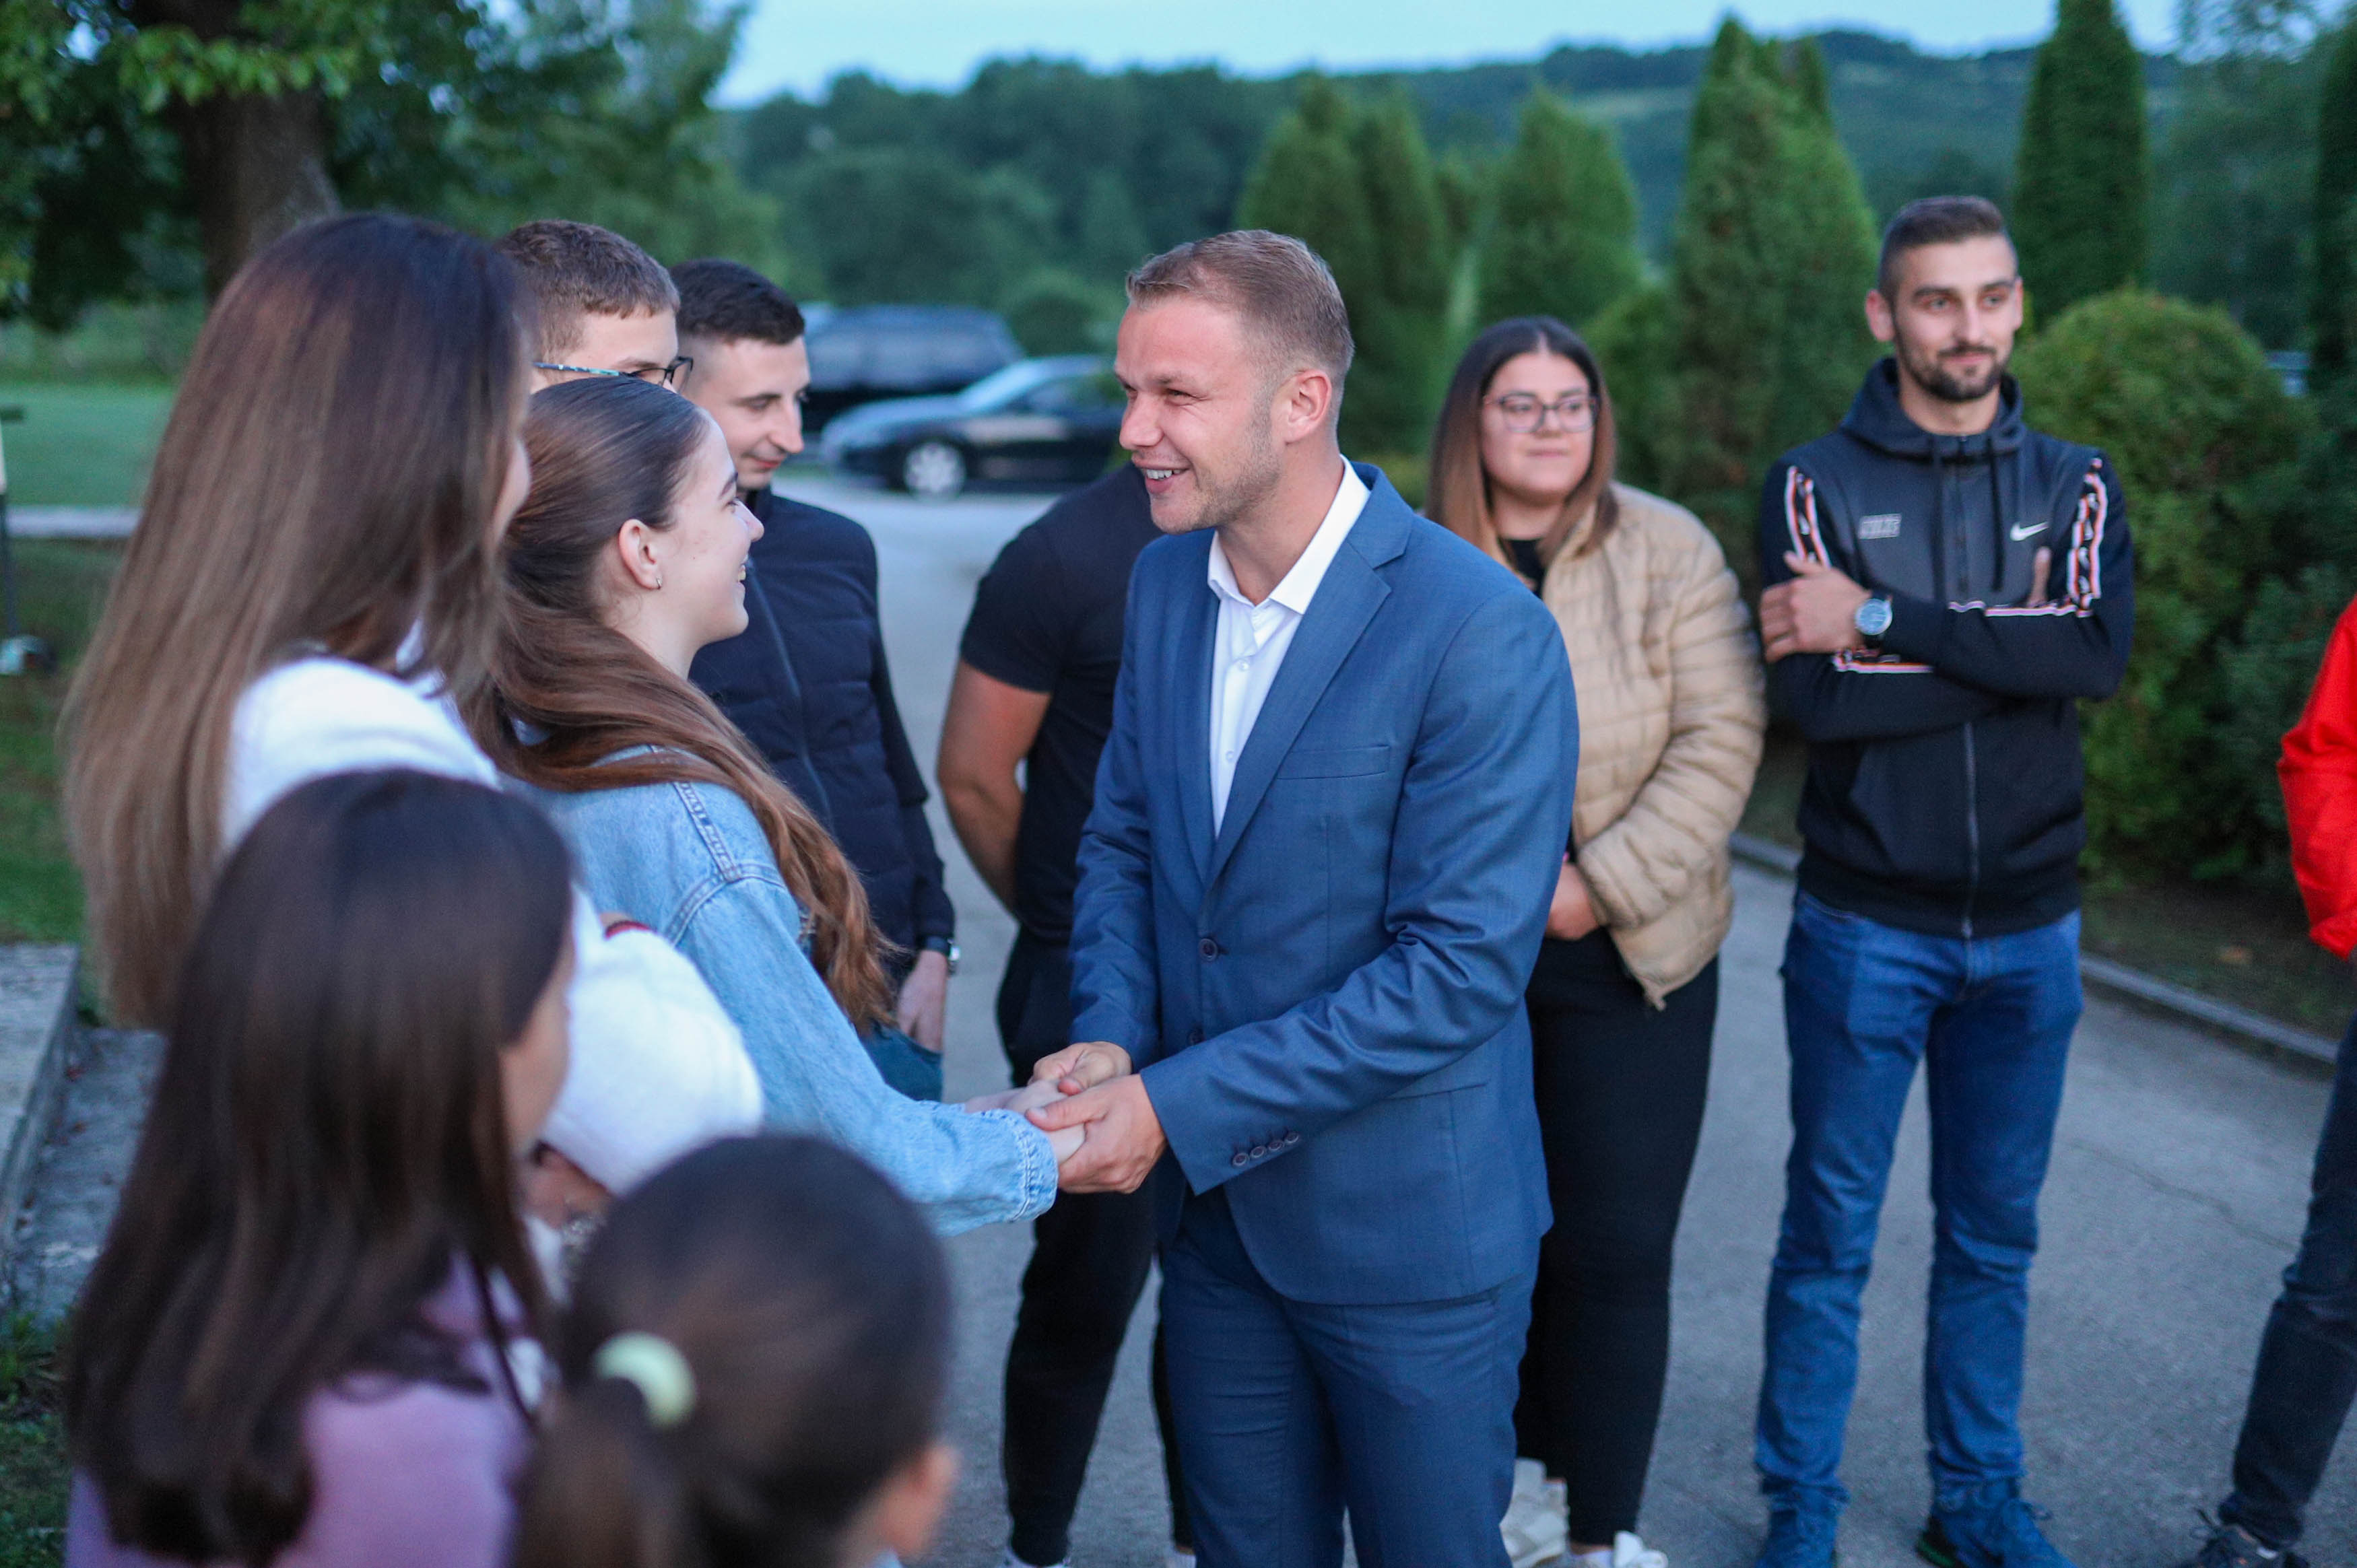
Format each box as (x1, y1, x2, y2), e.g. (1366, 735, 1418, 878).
(1206, 462, 1370, 830)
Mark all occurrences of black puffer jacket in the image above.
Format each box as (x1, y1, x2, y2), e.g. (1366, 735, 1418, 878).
(1758, 360, 2133, 938)
(690, 487, 954, 964)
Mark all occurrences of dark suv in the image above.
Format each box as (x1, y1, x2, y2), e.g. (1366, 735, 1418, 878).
(800, 305, 1022, 434)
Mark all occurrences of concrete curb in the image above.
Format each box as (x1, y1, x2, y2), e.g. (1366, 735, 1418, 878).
(0, 947, 79, 1264)
(1727, 833, 2342, 1068)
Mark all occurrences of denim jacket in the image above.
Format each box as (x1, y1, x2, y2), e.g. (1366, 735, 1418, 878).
(516, 769, 1056, 1233)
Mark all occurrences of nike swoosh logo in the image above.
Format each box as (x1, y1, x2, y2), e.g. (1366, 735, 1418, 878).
(2010, 522, 2048, 541)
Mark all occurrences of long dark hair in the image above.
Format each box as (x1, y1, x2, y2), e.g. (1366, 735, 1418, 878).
(473, 376, 895, 1027)
(1425, 315, 1621, 576)
(65, 770, 571, 1565)
(514, 1135, 952, 1568)
(64, 213, 536, 1027)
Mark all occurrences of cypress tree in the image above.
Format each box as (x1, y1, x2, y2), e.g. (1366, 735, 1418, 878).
(1475, 91, 1642, 331)
(1348, 94, 1453, 450)
(2012, 0, 2150, 317)
(1661, 19, 1878, 576)
(1789, 36, 1832, 123)
(1236, 80, 1447, 452)
(2311, 22, 2357, 388)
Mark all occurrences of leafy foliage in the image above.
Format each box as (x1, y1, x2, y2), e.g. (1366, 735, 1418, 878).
(2014, 291, 2308, 876)
(2152, 0, 2321, 352)
(2014, 0, 2152, 317)
(1475, 92, 1641, 331)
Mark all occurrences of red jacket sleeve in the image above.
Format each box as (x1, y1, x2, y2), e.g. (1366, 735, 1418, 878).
(2280, 596, 2357, 958)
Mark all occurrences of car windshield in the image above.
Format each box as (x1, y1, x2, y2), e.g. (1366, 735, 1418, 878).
(956, 360, 1075, 411)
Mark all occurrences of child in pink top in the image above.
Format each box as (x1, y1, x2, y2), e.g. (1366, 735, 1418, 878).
(66, 770, 574, 1568)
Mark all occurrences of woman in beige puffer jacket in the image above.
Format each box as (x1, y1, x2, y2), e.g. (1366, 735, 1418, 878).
(1427, 317, 1765, 1568)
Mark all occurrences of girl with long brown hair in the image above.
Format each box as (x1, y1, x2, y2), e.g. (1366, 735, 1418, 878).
(67, 770, 571, 1568)
(479, 376, 1068, 1233)
(61, 213, 760, 1198)
(1427, 316, 1765, 1568)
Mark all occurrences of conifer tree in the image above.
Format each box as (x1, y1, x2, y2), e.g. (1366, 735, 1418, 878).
(1475, 91, 1641, 331)
(2012, 0, 2150, 317)
(1349, 94, 1454, 450)
(1237, 80, 1448, 452)
(1662, 19, 1878, 575)
(2311, 22, 2357, 388)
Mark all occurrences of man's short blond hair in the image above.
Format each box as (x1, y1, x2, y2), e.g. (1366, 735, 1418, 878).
(496, 219, 678, 361)
(1127, 230, 1355, 391)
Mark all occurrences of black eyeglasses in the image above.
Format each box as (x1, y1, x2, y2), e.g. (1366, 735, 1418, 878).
(533, 355, 695, 388)
(1485, 392, 1596, 434)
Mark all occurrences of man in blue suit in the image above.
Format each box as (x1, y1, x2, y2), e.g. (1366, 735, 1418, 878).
(1025, 231, 1579, 1568)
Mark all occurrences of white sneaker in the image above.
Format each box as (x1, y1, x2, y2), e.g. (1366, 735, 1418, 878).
(1609, 1531, 1669, 1568)
(1503, 1458, 1570, 1568)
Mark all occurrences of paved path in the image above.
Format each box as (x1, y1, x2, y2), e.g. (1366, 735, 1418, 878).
(11, 473, 2350, 1568)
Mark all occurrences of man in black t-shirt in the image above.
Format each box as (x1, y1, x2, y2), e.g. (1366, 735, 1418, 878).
(939, 464, 1191, 1568)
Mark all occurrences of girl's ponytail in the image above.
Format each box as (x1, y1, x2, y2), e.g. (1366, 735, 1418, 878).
(514, 1376, 691, 1568)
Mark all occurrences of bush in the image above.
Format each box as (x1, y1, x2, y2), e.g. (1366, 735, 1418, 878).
(2014, 289, 2307, 877)
(1001, 270, 1113, 356)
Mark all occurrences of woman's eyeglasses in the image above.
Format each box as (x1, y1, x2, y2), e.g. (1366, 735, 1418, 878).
(533, 355, 696, 388)
(1484, 393, 1596, 434)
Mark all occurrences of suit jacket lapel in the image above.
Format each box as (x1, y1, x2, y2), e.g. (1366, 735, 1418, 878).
(1171, 572, 1219, 889)
(1205, 541, 1390, 883)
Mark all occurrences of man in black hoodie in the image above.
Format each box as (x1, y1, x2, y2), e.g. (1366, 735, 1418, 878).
(1748, 197, 2133, 1568)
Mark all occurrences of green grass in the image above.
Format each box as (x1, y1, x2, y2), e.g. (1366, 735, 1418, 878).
(0, 542, 121, 945)
(0, 385, 175, 508)
(0, 1315, 67, 1568)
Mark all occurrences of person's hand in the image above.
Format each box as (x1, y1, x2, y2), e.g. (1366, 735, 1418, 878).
(964, 1081, 1089, 1161)
(896, 949, 950, 1053)
(1760, 553, 1871, 663)
(1027, 1042, 1132, 1095)
(2026, 546, 2053, 609)
(1548, 858, 1601, 941)
(521, 1144, 611, 1229)
(1026, 1075, 1165, 1192)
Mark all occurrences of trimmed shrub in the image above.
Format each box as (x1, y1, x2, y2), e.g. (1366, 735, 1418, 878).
(2014, 289, 2306, 877)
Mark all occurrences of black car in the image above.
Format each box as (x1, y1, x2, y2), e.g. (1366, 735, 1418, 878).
(800, 304, 1022, 435)
(819, 356, 1124, 499)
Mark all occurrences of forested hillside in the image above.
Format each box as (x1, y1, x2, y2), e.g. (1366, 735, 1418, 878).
(724, 30, 2181, 292)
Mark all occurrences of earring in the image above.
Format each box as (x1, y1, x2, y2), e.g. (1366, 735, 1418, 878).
(653, 575, 664, 590)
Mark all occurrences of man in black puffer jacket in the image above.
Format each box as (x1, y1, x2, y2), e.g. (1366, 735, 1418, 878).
(675, 260, 958, 1098)
(1747, 198, 2132, 1568)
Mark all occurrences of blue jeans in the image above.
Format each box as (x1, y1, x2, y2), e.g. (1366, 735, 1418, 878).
(2220, 1011, 2357, 1548)
(863, 1022, 943, 1102)
(1756, 893, 2082, 1508)
(1162, 1188, 1529, 1568)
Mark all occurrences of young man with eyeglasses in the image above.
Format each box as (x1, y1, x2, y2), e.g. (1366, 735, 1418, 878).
(1748, 196, 2133, 1568)
(496, 220, 690, 390)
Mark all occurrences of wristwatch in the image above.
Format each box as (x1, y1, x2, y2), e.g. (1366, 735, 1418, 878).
(1853, 594, 1894, 646)
(922, 936, 960, 976)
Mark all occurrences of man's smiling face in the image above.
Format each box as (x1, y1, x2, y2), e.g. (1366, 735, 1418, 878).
(1876, 234, 2024, 405)
(1113, 294, 1284, 537)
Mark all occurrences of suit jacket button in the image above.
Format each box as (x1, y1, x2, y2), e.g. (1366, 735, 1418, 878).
(1250, 1145, 1267, 1159)
(1284, 1130, 1300, 1145)
(1199, 936, 1220, 959)
(1187, 1027, 1204, 1045)
(1231, 1152, 1249, 1167)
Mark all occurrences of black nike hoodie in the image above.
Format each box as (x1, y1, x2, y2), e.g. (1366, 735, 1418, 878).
(1758, 359, 2133, 938)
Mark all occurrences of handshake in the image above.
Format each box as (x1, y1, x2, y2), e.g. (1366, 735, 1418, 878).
(962, 1042, 1165, 1196)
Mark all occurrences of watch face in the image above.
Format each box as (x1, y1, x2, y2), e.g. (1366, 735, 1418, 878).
(1857, 597, 1893, 637)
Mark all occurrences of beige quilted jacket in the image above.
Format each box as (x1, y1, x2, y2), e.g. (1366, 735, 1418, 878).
(1534, 483, 1766, 1005)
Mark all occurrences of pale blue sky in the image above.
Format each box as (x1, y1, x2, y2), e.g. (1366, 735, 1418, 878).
(720, 0, 2182, 104)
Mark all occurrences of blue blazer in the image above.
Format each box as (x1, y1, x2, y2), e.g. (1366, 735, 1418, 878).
(1070, 465, 1579, 1305)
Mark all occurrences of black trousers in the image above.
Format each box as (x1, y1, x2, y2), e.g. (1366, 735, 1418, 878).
(2220, 1010, 2357, 1548)
(998, 929, 1191, 1566)
(1514, 931, 1717, 1544)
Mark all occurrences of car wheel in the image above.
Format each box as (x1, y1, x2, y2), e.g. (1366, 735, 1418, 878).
(901, 440, 967, 500)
